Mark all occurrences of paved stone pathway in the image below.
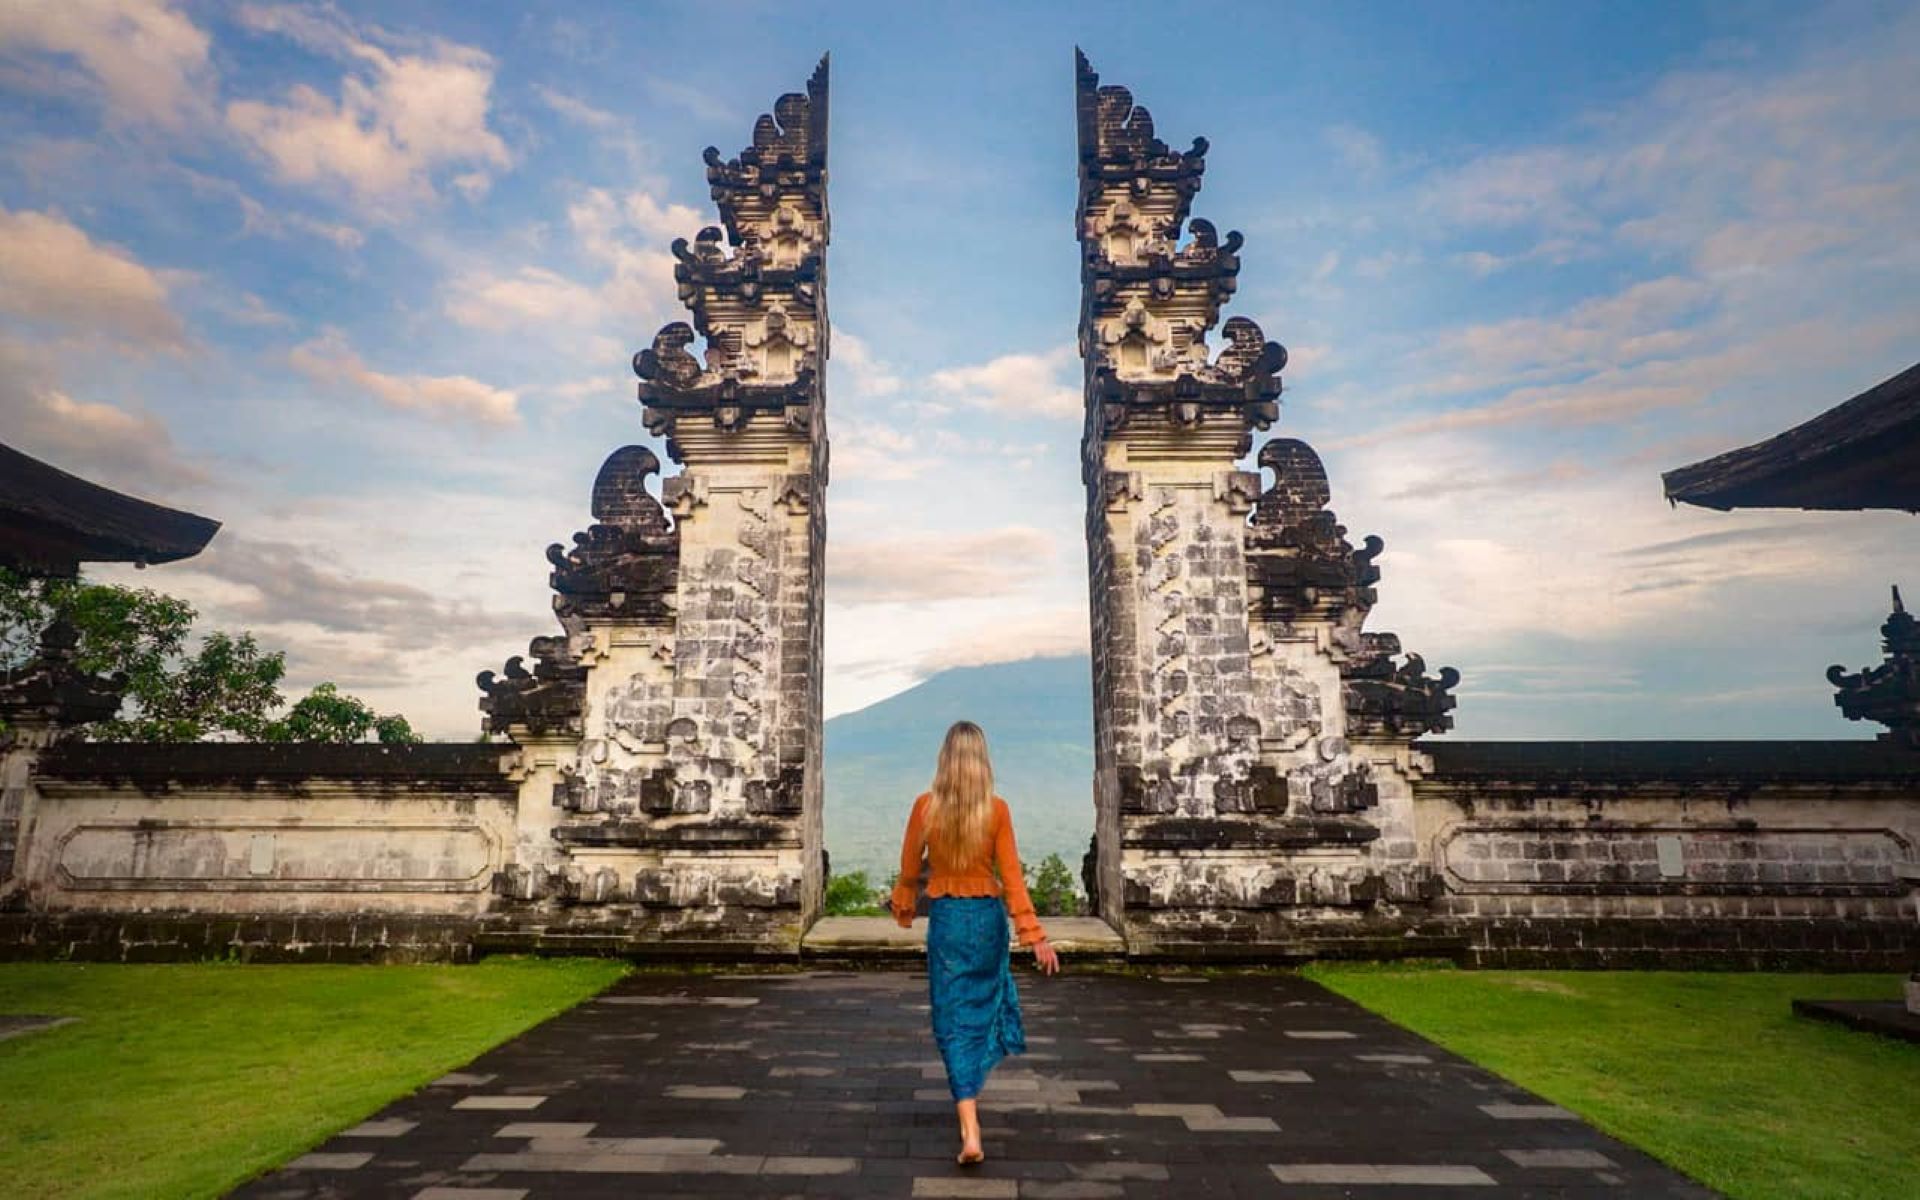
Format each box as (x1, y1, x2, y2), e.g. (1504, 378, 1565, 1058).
(234, 970, 1716, 1198)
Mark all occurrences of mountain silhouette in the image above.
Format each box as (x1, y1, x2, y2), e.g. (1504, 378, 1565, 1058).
(824, 655, 1094, 882)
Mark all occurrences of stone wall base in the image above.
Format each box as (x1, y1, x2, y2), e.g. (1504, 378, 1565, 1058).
(475, 907, 805, 959)
(0, 912, 480, 964)
(0, 909, 1911, 969)
(1459, 917, 1920, 970)
(1120, 909, 1466, 963)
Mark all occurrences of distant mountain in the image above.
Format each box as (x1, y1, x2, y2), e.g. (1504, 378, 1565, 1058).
(824, 655, 1094, 883)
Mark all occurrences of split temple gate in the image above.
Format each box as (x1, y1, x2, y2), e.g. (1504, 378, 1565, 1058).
(1074, 53, 1456, 954)
(477, 58, 832, 948)
(1, 56, 1915, 967)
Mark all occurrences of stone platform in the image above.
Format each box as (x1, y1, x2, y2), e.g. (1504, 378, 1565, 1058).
(1792, 998, 1920, 1045)
(233, 969, 1715, 1199)
(802, 917, 1127, 961)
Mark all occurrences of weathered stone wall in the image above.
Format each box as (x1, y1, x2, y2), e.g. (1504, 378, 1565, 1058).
(0, 743, 515, 962)
(1416, 742, 1920, 967)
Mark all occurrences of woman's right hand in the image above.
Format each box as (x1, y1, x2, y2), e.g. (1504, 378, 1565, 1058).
(1032, 938, 1061, 975)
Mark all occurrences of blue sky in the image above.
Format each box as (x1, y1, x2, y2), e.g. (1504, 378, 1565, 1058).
(2, 1, 1916, 740)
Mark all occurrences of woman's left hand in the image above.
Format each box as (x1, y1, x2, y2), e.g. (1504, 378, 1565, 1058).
(1032, 938, 1061, 975)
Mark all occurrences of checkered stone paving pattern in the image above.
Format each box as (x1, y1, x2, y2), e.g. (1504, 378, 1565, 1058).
(230, 970, 1718, 1199)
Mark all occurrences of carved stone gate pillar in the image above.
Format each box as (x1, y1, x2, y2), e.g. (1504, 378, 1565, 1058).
(480, 59, 829, 951)
(1075, 53, 1457, 953)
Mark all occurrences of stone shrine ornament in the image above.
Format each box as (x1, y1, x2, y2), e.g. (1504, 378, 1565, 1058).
(1828, 585, 1920, 748)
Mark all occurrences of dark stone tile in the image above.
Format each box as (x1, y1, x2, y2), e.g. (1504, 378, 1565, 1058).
(229, 971, 1712, 1198)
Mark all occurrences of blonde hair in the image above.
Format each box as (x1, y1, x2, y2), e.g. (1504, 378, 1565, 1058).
(926, 720, 995, 873)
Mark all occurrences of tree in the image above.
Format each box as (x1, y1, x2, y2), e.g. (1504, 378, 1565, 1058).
(1, 568, 418, 743)
(264, 682, 420, 745)
(1026, 852, 1082, 917)
(823, 869, 887, 916)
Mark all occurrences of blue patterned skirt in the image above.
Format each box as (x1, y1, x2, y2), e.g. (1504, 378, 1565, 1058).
(926, 895, 1026, 1101)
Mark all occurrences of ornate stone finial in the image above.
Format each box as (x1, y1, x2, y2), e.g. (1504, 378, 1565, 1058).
(0, 618, 127, 734)
(1827, 584, 1920, 748)
(638, 56, 829, 462)
(1246, 438, 1384, 621)
(1075, 48, 1208, 195)
(1075, 51, 1283, 450)
(1342, 632, 1462, 740)
(546, 446, 678, 625)
(476, 635, 587, 739)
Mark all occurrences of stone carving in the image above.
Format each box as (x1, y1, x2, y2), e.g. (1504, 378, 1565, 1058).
(1077, 51, 1456, 950)
(1246, 438, 1382, 623)
(476, 635, 588, 739)
(548, 446, 678, 626)
(477, 58, 830, 947)
(1828, 586, 1920, 748)
(0, 619, 125, 734)
(637, 57, 828, 463)
(1343, 634, 1461, 740)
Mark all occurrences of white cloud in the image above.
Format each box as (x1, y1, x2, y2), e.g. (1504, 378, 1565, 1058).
(171, 166, 369, 251)
(224, 292, 292, 328)
(1420, 146, 1606, 231)
(830, 527, 1056, 603)
(1438, 276, 1713, 389)
(180, 533, 528, 645)
(1325, 124, 1384, 176)
(914, 607, 1090, 673)
(290, 329, 518, 426)
(643, 75, 734, 123)
(445, 266, 603, 332)
(564, 186, 695, 324)
(0, 336, 206, 492)
(0, 0, 212, 130)
(441, 184, 700, 345)
(0, 207, 188, 349)
(833, 331, 904, 401)
(1352, 249, 1423, 279)
(929, 347, 1081, 421)
(534, 84, 619, 130)
(1283, 343, 1332, 377)
(227, 5, 511, 209)
(1326, 431, 1915, 672)
(830, 419, 930, 483)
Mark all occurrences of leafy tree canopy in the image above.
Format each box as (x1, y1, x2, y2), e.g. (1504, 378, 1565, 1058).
(1026, 852, 1082, 917)
(823, 868, 887, 917)
(1, 569, 419, 744)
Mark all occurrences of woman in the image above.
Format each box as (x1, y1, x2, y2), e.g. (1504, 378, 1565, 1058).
(891, 720, 1062, 1166)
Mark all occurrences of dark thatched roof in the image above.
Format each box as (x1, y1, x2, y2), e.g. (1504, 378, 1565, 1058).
(1662, 361, 1920, 513)
(0, 442, 220, 577)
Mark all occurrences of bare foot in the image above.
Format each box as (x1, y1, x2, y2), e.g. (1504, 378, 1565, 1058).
(955, 1096, 984, 1164)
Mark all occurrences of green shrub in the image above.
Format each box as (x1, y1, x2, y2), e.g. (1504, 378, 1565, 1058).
(1026, 852, 1082, 917)
(823, 869, 887, 916)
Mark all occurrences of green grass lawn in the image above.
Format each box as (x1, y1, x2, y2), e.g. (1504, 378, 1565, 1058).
(1305, 965, 1919, 1200)
(0, 957, 627, 1200)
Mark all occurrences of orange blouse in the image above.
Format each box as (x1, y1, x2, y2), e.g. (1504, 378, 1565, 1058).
(891, 793, 1048, 946)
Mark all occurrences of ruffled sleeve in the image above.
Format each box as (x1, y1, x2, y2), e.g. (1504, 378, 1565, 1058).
(890, 794, 928, 927)
(992, 798, 1048, 946)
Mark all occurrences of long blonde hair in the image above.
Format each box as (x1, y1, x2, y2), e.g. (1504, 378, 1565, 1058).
(926, 720, 995, 873)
